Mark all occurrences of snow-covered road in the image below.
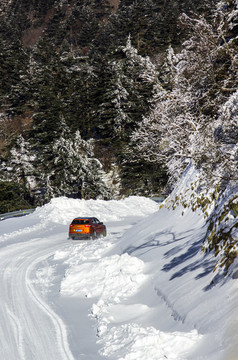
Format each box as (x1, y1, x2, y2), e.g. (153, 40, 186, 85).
(0, 234, 74, 360)
(0, 197, 160, 360)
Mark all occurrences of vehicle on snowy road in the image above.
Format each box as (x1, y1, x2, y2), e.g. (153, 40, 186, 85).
(68, 217, 107, 240)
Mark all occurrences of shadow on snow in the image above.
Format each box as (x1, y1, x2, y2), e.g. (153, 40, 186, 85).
(123, 225, 219, 290)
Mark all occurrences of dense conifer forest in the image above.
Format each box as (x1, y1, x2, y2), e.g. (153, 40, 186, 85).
(1, 0, 227, 208)
(1, 0, 238, 271)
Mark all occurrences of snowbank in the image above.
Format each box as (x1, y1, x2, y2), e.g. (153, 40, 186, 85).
(35, 196, 158, 225)
(0, 196, 157, 243)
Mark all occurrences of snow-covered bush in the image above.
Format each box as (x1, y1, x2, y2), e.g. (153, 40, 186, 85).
(203, 183, 238, 273)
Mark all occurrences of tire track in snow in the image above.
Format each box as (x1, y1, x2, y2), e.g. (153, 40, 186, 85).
(26, 255, 74, 360)
(5, 305, 25, 360)
(0, 236, 74, 360)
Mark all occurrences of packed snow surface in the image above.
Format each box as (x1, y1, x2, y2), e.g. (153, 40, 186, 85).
(0, 192, 237, 359)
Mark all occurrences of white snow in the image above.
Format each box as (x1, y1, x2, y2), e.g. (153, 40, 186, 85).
(0, 184, 238, 359)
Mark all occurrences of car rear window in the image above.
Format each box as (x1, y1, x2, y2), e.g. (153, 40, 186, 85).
(72, 219, 90, 225)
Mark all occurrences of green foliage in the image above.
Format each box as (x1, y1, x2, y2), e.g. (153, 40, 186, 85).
(120, 158, 168, 197)
(0, 37, 28, 101)
(0, 181, 32, 213)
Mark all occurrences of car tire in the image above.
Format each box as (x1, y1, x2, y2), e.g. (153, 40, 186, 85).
(91, 230, 97, 240)
(103, 229, 107, 237)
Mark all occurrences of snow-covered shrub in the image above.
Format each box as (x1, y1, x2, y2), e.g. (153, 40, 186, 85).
(203, 183, 238, 273)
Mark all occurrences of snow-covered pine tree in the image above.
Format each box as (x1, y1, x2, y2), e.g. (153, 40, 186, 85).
(47, 120, 112, 201)
(211, 90, 238, 183)
(97, 36, 158, 143)
(3, 135, 36, 192)
(130, 10, 238, 189)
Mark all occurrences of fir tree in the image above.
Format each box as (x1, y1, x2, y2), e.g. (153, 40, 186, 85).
(97, 36, 158, 142)
(0, 181, 32, 212)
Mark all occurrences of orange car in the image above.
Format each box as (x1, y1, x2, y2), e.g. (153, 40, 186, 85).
(68, 217, 107, 240)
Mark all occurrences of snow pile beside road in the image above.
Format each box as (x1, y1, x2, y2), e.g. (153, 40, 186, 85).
(100, 324, 201, 360)
(35, 196, 158, 225)
(61, 253, 145, 299)
(0, 196, 157, 243)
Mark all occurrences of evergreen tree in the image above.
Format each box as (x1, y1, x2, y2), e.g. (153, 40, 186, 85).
(0, 34, 28, 109)
(63, 53, 99, 137)
(0, 181, 32, 212)
(48, 121, 112, 200)
(3, 135, 36, 189)
(97, 36, 158, 143)
(30, 40, 71, 144)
